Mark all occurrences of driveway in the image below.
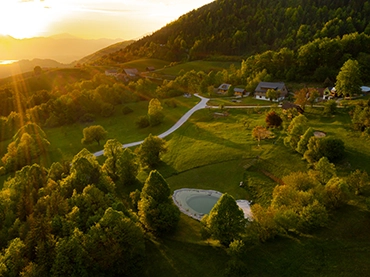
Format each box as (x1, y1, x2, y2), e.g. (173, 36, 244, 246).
(93, 94, 209, 157)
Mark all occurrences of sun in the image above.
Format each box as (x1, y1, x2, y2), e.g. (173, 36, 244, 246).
(0, 1, 57, 38)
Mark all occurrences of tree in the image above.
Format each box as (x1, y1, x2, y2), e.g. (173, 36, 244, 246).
(308, 88, 320, 107)
(86, 208, 145, 276)
(117, 148, 139, 186)
(324, 177, 349, 209)
(296, 127, 314, 154)
(284, 114, 308, 150)
(81, 125, 107, 146)
(51, 229, 89, 277)
(252, 126, 271, 147)
(1, 123, 50, 172)
(323, 100, 337, 116)
(311, 157, 337, 185)
(138, 170, 180, 235)
(304, 137, 345, 164)
(148, 98, 164, 126)
(136, 134, 167, 168)
(335, 59, 362, 98)
(294, 88, 308, 110)
(102, 139, 124, 181)
(346, 169, 369, 195)
(201, 193, 245, 247)
(34, 66, 42, 76)
(266, 89, 280, 101)
(265, 111, 282, 128)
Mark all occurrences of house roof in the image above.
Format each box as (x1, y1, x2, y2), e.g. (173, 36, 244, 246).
(255, 82, 286, 93)
(123, 68, 139, 77)
(361, 86, 370, 92)
(234, 88, 245, 93)
(218, 83, 231, 90)
(282, 102, 304, 113)
(105, 69, 118, 74)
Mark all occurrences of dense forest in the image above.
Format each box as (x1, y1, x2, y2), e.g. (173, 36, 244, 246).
(101, 0, 370, 60)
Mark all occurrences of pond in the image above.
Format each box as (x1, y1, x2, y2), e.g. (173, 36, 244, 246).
(172, 189, 252, 220)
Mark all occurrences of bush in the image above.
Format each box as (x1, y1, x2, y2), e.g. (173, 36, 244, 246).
(122, 106, 133, 115)
(101, 103, 115, 117)
(135, 116, 150, 128)
(79, 113, 95, 123)
(265, 110, 282, 128)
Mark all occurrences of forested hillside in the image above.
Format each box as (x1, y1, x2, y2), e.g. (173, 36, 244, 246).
(102, 0, 370, 63)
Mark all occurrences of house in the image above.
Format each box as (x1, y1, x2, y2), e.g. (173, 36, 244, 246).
(234, 88, 249, 97)
(105, 69, 119, 76)
(217, 83, 231, 94)
(254, 82, 288, 101)
(322, 87, 332, 100)
(123, 68, 140, 78)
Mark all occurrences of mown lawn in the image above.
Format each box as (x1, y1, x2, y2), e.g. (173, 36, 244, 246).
(144, 106, 370, 277)
(40, 95, 200, 167)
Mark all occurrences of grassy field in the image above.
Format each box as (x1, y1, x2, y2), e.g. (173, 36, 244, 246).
(118, 58, 171, 72)
(155, 60, 241, 76)
(2, 89, 370, 276)
(142, 105, 370, 277)
(39, 95, 200, 166)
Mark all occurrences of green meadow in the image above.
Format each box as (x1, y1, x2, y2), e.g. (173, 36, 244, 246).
(1, 87, 370, 276)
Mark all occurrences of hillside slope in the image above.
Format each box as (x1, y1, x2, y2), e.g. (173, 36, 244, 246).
(102, 0, 370, 63)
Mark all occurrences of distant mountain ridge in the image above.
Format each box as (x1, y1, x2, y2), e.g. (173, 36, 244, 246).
(0, 59, 70, 79)
(0, 34, 123, 64)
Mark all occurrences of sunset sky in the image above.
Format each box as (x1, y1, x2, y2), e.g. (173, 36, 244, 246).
(0, 0, 213, 39)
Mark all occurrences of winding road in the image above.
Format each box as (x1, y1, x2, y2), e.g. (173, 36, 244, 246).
(93, 94, 210, 157)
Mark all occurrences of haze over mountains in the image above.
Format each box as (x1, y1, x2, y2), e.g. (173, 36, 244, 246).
(0, 34, 128, 78)
(0, 34, 122, 63)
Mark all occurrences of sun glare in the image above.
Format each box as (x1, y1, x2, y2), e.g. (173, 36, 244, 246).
(0, 1, 61, 38)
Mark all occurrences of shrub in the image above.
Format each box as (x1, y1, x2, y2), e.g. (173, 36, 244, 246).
(135, 116, 150, 128)
(79, 113, 95, 123)
(122, 106, 133, 115)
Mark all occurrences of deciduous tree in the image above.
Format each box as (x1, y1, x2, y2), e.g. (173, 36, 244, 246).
(138, 170, 179, 235)
(201, 193, 246, 247)
(265, 111, 282, 128)
(148, 98, 164, 126)
(81, 125, 107, 146)
(252, 126, 271, 147)
(136, 134, 167, 168)
(335, 59, 362, 98)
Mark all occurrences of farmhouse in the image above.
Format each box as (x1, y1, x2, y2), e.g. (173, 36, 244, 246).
(234, 87, 249, 97)
(123, 68, 140, 78)
(217, 83, 231, 94)
(255, 82, 288, 101)
(105, 69, 119, 76)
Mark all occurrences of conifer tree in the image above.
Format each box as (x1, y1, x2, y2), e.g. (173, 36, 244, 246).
(138, 170, 179, 235)
(202, 193, 245, 246)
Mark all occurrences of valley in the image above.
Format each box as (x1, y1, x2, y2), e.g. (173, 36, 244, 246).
(0, 0, 370, 276)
